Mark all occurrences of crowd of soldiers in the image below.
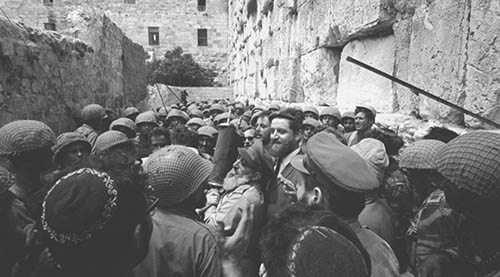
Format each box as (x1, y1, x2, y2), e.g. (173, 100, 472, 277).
(1, 99, 499, 277)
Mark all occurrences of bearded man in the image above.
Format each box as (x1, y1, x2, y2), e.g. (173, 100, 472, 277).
(204, 145, 266, 277)
(265, 108, 305, 219)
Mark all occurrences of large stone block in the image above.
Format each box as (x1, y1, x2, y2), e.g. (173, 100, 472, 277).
(393, 19, 419, 114)
(327, 0, 396, 46)
(300, 48, 340, 105)
(337, 35, 396, 113)
(407, 0, 469, 124)
(464, 0, 500, 128)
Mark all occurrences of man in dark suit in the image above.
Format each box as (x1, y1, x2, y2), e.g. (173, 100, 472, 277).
(264, 108, 306, 220)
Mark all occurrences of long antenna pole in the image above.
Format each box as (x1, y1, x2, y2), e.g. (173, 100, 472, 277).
(346, 56, 500, 129)
(154, 84, 168, 112)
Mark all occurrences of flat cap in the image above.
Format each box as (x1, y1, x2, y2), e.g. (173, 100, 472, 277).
(400, 139, 446, 169)
(436, 132, 500, 200)
(291, 132, 378, 192)
(0, 120, 56, 155)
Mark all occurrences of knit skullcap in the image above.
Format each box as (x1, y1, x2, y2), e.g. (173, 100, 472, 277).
(436, 132, 500, 200)
(144, 145, 213, 208)
(42, 168, 118, 244)
(93, 131, 130, 154)
(0, 120, 56, 155)
(287, 226, 369, 277)
(400, 139, 446, 169)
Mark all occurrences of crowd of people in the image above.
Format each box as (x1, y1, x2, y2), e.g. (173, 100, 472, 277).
(1, 99, 499, 277)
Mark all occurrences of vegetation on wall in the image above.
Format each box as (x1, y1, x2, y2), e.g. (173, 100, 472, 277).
(146, 47, 219, 87)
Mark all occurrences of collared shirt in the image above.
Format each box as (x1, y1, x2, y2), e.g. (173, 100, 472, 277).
(278, 148, 300, 175)
(349, 220, 401, 277)
(265, 147, 304, 219)
(134, 209, 223, 277)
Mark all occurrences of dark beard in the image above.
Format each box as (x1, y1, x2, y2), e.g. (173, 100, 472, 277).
(269, 138, 297, 158)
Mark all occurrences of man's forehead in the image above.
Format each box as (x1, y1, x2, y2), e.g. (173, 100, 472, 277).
(271, 117, 291, 129)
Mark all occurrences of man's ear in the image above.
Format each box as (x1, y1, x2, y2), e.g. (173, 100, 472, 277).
(294, 129, 303, 142)
(312, 187, 323, 205)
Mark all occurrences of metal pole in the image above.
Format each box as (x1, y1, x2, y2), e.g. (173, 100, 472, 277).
(164, 84, 183, 103)
(346, 56, 500, 129)
(154, 84, 168, 112)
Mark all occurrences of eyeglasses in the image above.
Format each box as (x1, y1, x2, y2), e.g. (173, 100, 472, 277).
(279, 176, 297, 195)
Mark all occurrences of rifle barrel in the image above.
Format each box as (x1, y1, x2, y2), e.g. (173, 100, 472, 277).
(346, 56, 500, 129)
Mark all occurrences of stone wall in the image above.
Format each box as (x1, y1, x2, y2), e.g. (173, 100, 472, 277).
(3, 0, 229, 83)
(228, 0, 500, 128)
(0, 8, 146, 133)
(145, 84, 233, 109)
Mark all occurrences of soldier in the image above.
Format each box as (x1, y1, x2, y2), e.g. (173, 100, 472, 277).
(303, 106, 320, 120)
(319, 106, 342, 131)
(110, 117, 137, 139)
(134, 112, 159, 158)
(75, 104, 108, 147)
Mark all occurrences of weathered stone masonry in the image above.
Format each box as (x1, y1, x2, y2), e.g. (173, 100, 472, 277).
(3, 0, 229, 83)
(229, 0, 500, 127)
(0, 8, 147, 133)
